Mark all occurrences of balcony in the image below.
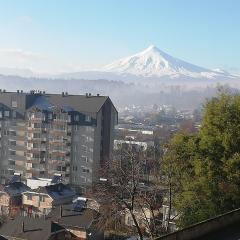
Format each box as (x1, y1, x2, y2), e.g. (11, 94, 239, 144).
(8, 164, 25, 171)
(27, 157, 46, 164)
(27, 137, 47, 142)
(8, 155, 26, 161)
(32, 165, 46, 172)
(9, 135, 25, 141)
(28, 117, 43, 123)
(9, 125, 26, 131)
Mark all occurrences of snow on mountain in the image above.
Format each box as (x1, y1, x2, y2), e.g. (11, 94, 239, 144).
(102, 45, 232, 79)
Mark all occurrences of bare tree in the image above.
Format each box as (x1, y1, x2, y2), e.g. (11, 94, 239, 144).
(91, 145, 165, 239)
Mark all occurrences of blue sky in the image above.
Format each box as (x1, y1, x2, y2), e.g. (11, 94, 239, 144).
(0, 0, 239, 73)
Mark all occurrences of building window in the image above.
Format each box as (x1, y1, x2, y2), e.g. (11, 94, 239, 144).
(27, 194, 32, 200)
(85, 115, 91, 122)
(74, 114, 79, 121)
(4, 111, 9, 117)
(39, 195, 45, 202)
(10, 141, 16, 146)
(12, 111, 17, 118)
(82, 145, 87, 152)
(72, 166, 78, 171)
(11, 101, 17, 108)
(82, 156, 88, 163)
(48, 113, 53, 120)
(0, 111, 2, 118)
(10, 150, 16, 156)
(81, 176, 86, 183)
(82, 167, 91, 173)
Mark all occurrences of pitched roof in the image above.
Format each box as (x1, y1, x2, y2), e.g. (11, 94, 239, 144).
(0, 216, 69, 240)
(0, 182, 31, 197)
(33, 183, 75, 201)
(49, 204, 98, 229)
(0, 91, 114, 118)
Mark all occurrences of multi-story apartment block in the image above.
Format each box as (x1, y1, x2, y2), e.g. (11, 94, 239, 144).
(0, 90, 117, 192)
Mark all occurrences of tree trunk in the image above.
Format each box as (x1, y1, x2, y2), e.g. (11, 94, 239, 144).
(166, 181, 172, 233)
(129, 209, 144, 240)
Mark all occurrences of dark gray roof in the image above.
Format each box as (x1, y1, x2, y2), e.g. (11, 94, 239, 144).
(44, 94, 109, 115)
(49, 204, 98, 229)
(0, 235, 7, 240)
(0, 182, 31, 197)
(0, 91, 115, 117)
(33, 183, 76, 201)
(0, 216, 68, 240)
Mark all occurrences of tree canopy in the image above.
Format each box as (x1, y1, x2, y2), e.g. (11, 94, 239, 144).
(165, 93, 240, 227)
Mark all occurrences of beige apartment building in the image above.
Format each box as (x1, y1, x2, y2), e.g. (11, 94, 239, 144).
(0, 90, 117, 192)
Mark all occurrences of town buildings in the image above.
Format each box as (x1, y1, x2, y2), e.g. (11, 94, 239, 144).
(0, 90, 117, 192)
(0, 180, 30, 217)
(22, 182, 76, 216)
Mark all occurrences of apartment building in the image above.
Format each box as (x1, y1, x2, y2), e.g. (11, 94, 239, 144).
(0, 90, 117, 192)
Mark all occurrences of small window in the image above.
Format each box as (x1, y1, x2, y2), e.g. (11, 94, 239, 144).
(74, 114, 79, 121)
(4, 111, 9, 117)
(85, 115, 91, 122)
(82, 145, 87, 152)
(81, 176, 86, 182)
(39, 195, 45, 202)
(10, 150, 16, 156)
(27, 194, 32, 200)
(82, 167, 91, 173)
(82, 156, 88, 163)
(12, 111, 17, 118)
(10, 141, 16, 146)
(11, 101, 17, 108)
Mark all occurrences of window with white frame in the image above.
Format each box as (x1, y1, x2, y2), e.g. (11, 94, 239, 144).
(74, 114, 79, 121)
(11, 101, 17, 108)
(85, 115, 91, 122)
(4, 111, 9, 117)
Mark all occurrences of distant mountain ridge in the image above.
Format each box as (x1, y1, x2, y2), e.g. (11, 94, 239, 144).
(102, 45, 226, 78)
(58, 45, 236, 83)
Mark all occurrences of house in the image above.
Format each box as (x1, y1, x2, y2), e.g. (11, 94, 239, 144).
(48, 202, 104, 240)
(162, 204, 178, 232)
(0, 181, 30, 217)
(124, 207, 153, 230)
(0, 215, 75, 240)
(22, 183, 76, 216)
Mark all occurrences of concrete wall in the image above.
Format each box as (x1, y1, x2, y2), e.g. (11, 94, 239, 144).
(70, 125, 95, 190)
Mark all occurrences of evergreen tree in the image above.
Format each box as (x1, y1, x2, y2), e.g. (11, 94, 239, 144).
(165, 93, 240, 227)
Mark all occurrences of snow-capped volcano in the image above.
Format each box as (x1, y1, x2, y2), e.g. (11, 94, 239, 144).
(102, 45, 231, 79)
